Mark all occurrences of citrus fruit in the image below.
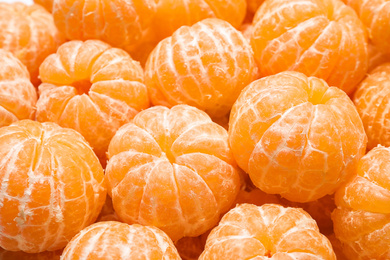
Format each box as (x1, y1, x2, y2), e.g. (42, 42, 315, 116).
(342, 0, 390, 55)
(332, 145, 390, 259)
(229, 71, 367, 202)
(36, 39, 150, 163)
(52, 0, 155, 58)
(175, 230, 210, 260)
(151, 0, 246, 41)
(0, 49, 37, 128)
(105, 104, 241, 241)
(61, 221, 181, 260)
(246, 0, 265, 17)
(353, 62, 390, 150)
(0, 2, 65, 86)
(145, 18, 258, 119)
(368, 43, 390, 72)
(199, 203, 336, 259)
(250, 0, 368, 94)
(95, 197, 119, 223)
(0, 120, 106, 253)
(34, 0, 53, 12)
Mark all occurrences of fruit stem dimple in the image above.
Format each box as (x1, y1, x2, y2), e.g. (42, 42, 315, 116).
(72, 79, 92, 95)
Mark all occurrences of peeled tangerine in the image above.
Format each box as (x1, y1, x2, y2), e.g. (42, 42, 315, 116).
(145, 18, 258, 119)
(36, 40, 150, 163)
(61, 221, 181, 260)
(105, 105, 241, 242)
(332, 145, 390, 259)
(0, 50, 37, 127)
(199, 203, 336, 259)
(251, 0, 368, 94)
(353, 62, 390, 150)
(0, 120, 106, 253)
(0, 3, 64, 85)
(229, 71, 367, 203)
(342, 0, 390, 55)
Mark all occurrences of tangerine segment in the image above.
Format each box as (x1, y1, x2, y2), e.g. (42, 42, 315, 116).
(151, 0, 246, 41)
(368, 43, 390, 72)
(199, 203, 336, 259)
(36, 40, 149, 162)
(105, 105, 241, 241)
(229, 71, 367, 202)
(250, 0, 368, 94)
(52, 0, 155, 54)
(34, 0, 53, 12)
(0, 3, 65, 86)
(145, 18, 258, 119)
(61, 221, 181, 260)
(353, 62, 390, 150)
(0, 120, 106, 253)
(332, 145, 390, 259)
(0, 50, 37, 127)
(342, 0, 390, 55)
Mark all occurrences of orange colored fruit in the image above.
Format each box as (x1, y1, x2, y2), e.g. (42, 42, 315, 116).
(0, 3, 65, 86)
(151, 0, 246, 41)
(52, 0, 155, 56)
(61, 221, 181, 259)
(353, 62, 390, 150)
(95, 197, 119, 223)
(342, 0, 390, 55)
(368, 43, 390, 72)
(36, 39, 150, 163)
(326, 234, 349, 260)
(229, 71, 367, 202)
(34, 0, 53, 12)
(251, 0, 368, 94)
(0, 120, 106, 253)
(0, 49, 37, 127)
(105, 104, 241, 241)
(0, 248, 62, 260)
(175, 230, 210, 260)
(247, 0, 265, 17)
(199, 203, 336, 259)
(145, 18, 258, 119)
(332, 145, 390, 259)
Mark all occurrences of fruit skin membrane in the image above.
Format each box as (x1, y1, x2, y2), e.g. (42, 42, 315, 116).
(229, 71, 367, 203)
(199, 203, 336, 259)
(145, 18, 258, 119)
(0, 49, 37, 127)
(105, 104, 241, 242)
(0, 120, 107, 253)
(250, 0, 368, 94)
(332, 145, 390, 260)
(61, 221, 181, 260)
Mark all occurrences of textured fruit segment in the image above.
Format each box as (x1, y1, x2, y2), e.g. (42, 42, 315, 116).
(229, 71, 367, 202)
(106, 105, 240, 241)
(61, 221, 181, 259)
(145, 18, 258, 118)
(199, 203, 336, 259)
(251, 0, 368, 94)
(0, 120, 106, 253)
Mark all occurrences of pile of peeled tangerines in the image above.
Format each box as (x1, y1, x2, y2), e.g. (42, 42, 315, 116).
(1, 0, 390, 259)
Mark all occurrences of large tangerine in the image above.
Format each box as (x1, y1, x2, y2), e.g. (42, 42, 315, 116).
(0, 120, 106, 253)
(105, 104, 241, 241)
(250, 0, 368, 94)
(229, 71, 367, 202)
(0, 3, 65, 86)
(36, 39, 150, 163)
